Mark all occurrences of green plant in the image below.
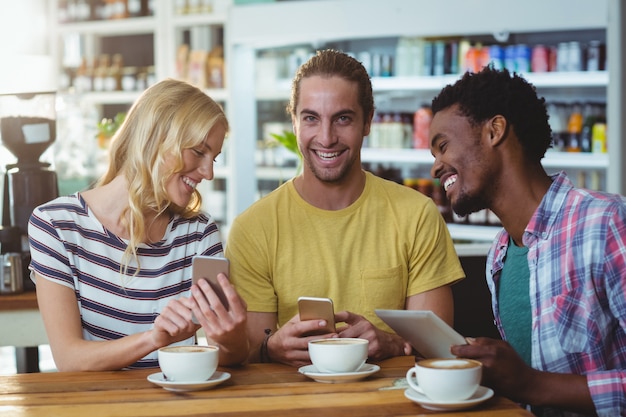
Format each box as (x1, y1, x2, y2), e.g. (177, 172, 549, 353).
(270, 130, 302, 175)
(96, 112, 126, 138)
(96, 112, 126, 149)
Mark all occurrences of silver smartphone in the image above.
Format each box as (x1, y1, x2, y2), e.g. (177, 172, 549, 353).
(297, 296, 336, 336)
(192, 255, 230, 310)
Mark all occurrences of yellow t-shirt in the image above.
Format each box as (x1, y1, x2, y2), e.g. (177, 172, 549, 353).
(226, 171, 464, 331)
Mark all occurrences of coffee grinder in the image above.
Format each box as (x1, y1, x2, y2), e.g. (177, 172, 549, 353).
(0, 90, 59, 292)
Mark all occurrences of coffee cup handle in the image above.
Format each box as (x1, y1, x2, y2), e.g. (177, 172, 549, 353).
(405, 368, 426, 395)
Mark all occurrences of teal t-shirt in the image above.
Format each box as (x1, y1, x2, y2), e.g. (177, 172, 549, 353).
(497, 238, 532, 366)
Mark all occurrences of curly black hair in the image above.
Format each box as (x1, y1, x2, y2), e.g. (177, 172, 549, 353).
(431, 66, 553, 162)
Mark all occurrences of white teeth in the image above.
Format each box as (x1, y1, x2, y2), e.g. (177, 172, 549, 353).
(316, 151, 339, 159)
(183, 177, 197, 189)
(443, 176, 457, 191)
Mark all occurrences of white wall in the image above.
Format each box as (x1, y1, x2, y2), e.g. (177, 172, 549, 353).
(0, 0, 49, 55)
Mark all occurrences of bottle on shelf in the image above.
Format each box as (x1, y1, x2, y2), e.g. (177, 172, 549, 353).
(580, 102, 596, 153)
(73, 56, 93, 93)
(93, 54, 111, 92)
(412, 105, 432, 149)
(566, 102, 583, 152)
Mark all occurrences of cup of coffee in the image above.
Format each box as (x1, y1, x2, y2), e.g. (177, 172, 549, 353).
(308, 338, 368, 373)
(405, 358, 482, 402)
(157, 345, 219, 382)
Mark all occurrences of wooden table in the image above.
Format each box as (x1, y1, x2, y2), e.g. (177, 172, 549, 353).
(0, 356, 532, 417)
(0, 291, 47, 373)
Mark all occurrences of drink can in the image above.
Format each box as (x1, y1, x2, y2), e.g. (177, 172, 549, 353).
(591, 122, 607, 153)
(504, 45, 516, 72)
(464, 45, 478, 73)
(488, 45, 504, 70)
(423, 41, 434, 76)
(515, 44, 532, 73)
(567, 41, 583, 72)
(586, 40, 603, 71)
(548, 46, 558, 72)
(445, 41, 459, 74)
(358, 51, 372, 75)
(371, 53, 382, 77)
(531, 45, 549, 73)
(381, 54, 393, 77)
(413, 106, 433, 149)
(433, 41, 446, 76)
(556, 42, 569, 72)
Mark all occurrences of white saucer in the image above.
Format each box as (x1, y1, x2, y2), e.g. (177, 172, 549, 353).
(147, 371, 231, 392)
(404, 386, 494, 411)
(298, 363, 380, 383)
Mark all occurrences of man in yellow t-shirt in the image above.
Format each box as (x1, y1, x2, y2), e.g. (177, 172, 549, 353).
(226, 49, 464, 368)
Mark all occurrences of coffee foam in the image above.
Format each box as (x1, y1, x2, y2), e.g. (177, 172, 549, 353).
(160, 345, 218, 353)
(419, 358, 480, 369)
(310, 339, 366, 345)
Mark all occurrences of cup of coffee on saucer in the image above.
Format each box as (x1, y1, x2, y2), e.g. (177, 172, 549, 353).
(158, 345, 219, 382)
(405, 357, 482, 402)
(308, 338, 368, 373)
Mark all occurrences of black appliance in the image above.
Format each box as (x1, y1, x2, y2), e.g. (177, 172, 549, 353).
(0, 91, 59, 292)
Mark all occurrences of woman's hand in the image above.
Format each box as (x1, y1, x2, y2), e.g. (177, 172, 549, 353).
(190, 273, 249, 365)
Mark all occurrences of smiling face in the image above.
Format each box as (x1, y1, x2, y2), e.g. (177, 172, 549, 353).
(163, 123, 226, 208)
(292, 75, 370, 184)
(429, 105, 496, 217)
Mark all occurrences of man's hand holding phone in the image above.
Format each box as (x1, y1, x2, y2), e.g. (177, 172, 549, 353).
(297, 296, 336, 336)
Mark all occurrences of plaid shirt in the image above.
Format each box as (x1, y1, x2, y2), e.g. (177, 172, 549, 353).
(487, 171, 626, 417)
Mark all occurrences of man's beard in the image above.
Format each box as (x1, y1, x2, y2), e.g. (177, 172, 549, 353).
(451, 189, 488, 218)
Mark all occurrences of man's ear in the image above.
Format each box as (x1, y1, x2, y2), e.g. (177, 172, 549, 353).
(488, 115, 508, 147)
(363, 110, 374, 137)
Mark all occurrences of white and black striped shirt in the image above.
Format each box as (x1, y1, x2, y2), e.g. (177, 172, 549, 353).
(28, 193, 223, 368)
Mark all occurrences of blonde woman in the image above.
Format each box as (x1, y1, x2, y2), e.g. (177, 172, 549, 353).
(28, 79, 248, 371)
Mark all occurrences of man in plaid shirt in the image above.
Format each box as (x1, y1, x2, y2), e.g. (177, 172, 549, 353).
(428, 65, 626, 417)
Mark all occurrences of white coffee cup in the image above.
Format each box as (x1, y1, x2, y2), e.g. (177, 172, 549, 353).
(405, 358, 482, 402)
(308, 338, 368, 373)
(157, 345, 219, 382)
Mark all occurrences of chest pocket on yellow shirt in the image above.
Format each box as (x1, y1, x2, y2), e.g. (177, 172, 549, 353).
(360, 264, 405, 311)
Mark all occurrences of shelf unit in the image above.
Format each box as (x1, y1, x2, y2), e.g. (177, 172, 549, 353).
(227, 0, 624, 243)
(48, 0, 232, 224)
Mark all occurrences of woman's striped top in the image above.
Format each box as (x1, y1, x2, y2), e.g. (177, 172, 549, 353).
(27, 193, 224, 368)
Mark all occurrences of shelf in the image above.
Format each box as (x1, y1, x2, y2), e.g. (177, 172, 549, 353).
(204, 88, 229, 102)
(375, 71, 608, 92)
(60, 90, 143, 105)
(256, 166, 297, 181)
(256, 71, 608, 101)
(454, 242, 492, 257)
(171, 13, 228, 28)
(360, 148, 608, 170)
(57, 16, 157, 36)
(447, 224, 501, 243)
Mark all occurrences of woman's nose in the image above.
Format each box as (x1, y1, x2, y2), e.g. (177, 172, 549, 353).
(198, 158, 214, 181)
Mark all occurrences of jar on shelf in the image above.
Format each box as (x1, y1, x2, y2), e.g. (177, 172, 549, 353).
(93, 54, 111, 92)
(127, 0, 143, 17)
(121, 67, 137, 91)
(105, 0, 128, 20)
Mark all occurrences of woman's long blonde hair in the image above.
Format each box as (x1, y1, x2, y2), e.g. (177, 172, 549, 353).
(98, 78, 229, 275)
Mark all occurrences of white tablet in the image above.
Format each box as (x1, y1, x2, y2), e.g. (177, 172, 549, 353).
(375, 309, 466, 358)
